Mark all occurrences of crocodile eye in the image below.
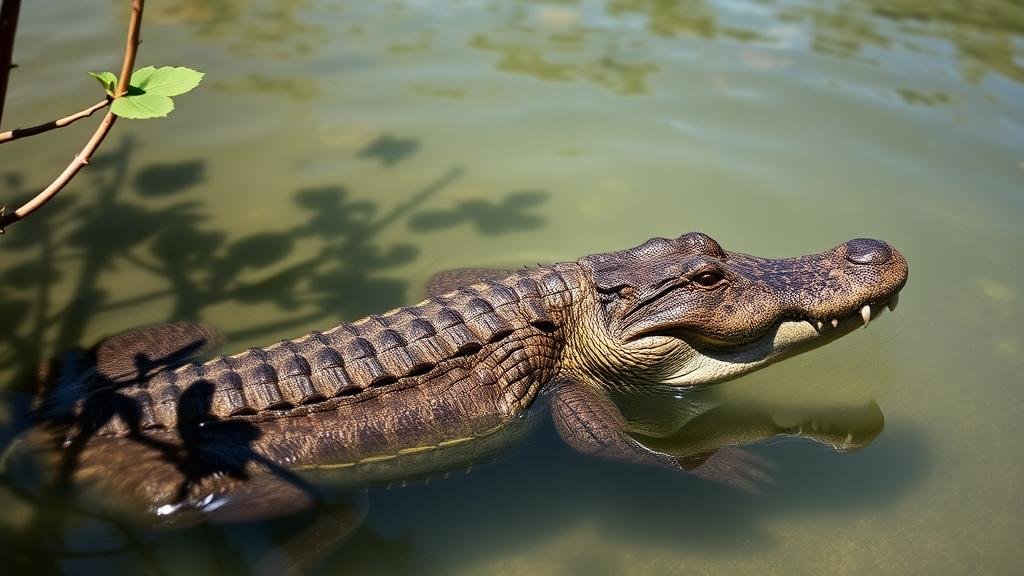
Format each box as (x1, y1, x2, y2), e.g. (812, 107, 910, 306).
(693, 271, 724, 287)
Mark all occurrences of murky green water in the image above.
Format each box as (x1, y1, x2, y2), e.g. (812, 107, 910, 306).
(1, 0, 1022, 573)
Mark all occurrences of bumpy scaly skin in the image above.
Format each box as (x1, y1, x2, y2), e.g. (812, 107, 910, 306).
(85, 266, 582, 454)
(60, 232, 906, 516)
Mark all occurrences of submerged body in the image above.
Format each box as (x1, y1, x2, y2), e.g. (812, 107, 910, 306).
(15, 232, 907, 520)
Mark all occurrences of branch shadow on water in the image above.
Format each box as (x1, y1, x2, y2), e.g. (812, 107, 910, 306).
(0, 134, 552, 573)
(408, 189, 548, 236)
(358, 134, 420, 167)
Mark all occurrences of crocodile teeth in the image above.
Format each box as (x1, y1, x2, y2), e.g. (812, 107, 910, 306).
(887, 293, 899, 312)
(831, 319, 839, 328)
(860, 305, 872, 327)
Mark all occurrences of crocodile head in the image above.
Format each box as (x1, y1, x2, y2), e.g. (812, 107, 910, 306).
(567, 232, 908, 388)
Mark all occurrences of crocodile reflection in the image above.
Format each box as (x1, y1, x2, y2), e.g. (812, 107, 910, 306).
(627, 386, 881, 486)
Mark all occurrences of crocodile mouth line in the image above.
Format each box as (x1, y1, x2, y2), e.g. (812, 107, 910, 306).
(682, 289, 903, 356)
(779, 290, 901, 334)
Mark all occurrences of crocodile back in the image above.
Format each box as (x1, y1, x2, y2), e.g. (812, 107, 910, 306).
(88, 265, 578, 437)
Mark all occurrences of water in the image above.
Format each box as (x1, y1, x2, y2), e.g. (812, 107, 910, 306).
(1, 0, 1022, 573)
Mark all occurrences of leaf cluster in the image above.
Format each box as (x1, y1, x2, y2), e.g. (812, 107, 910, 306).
(89, 66, 204, 119)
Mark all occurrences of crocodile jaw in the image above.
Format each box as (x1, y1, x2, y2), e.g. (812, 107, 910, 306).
(659, 298, 896, 387)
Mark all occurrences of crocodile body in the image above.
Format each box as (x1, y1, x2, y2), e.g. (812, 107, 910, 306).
(86, 265, 579, 465)
(17, 232, 907, 521)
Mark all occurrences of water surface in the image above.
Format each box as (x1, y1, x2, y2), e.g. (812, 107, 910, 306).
(1, 0, 1022, 574)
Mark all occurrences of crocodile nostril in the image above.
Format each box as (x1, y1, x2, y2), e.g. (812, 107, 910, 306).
(845, 238, 892, 265)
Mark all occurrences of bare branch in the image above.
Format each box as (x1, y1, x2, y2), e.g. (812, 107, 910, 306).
(0, 0, 21, 129)
(0, 98, 109, 143)
(0, 109, 116, 231)
(115, 0, 142, 97)
(0, 0, 144, 233)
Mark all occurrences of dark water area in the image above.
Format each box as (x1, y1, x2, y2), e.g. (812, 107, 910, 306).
(1, 0, 1022, 573)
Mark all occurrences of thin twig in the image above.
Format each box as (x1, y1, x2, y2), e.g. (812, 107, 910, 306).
(0, 109, 117, 230)
(114, 0, 142, 98)
(0, 98, 109, 143)
(0, 0, 143, 233)
(0, 0, 22, 129)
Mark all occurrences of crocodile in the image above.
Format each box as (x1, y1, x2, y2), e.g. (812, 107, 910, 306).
(9, 232, 907, 522)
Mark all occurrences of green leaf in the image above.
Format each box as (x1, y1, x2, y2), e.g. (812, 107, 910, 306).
(89, 71, 117, 96)
(111, 93, 174, 119)
(129, 66, 158, 88)
(130, 66, 204, 97)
